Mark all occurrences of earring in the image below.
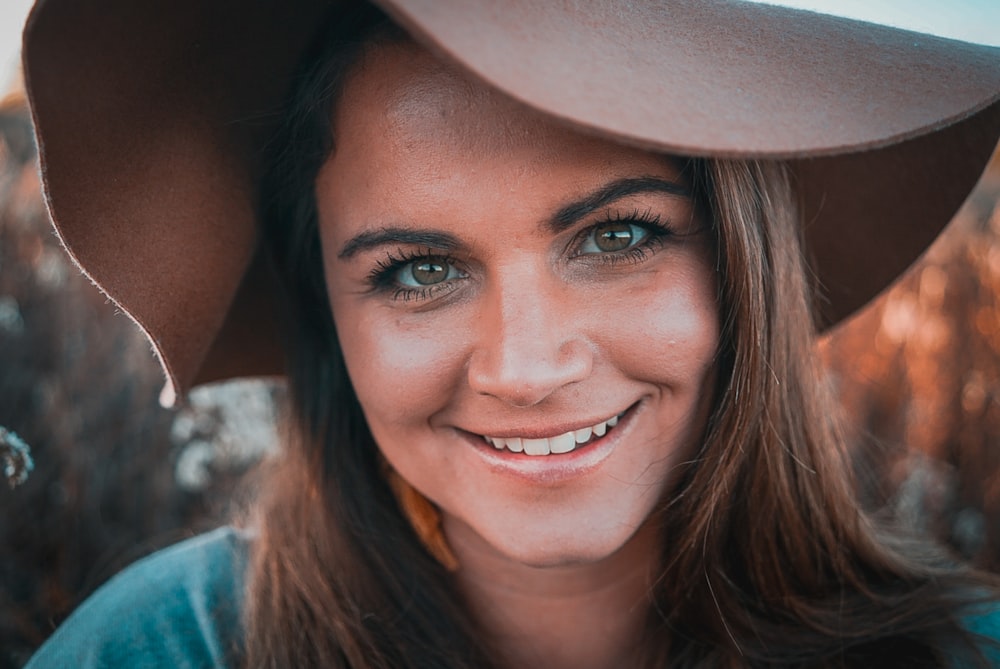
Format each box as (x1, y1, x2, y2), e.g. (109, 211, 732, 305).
(384, 465, 459, 571)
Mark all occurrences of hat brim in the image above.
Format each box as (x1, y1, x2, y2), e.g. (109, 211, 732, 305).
(22, 0, 1000, 404)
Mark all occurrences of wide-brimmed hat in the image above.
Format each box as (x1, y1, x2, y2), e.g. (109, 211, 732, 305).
(22, 0, 1000, 406)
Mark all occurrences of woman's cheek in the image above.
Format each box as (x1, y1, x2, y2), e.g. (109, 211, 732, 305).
(593, 265, 719, 389)
(336, 304, 469, 426)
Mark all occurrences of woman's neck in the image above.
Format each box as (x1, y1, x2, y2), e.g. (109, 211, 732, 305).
(447, 520, 660, 669)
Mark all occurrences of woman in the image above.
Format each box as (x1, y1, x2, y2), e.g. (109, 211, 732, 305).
(22, 0, 1000, 667)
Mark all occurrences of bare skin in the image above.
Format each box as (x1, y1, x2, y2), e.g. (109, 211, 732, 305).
(450, 517, 662, 668)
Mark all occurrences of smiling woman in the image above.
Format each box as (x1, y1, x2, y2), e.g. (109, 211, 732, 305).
(318, 39, 718, 573)
(19, 0, 1000, 667)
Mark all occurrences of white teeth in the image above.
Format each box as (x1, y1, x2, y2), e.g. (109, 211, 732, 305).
(482, 411, 626, 456)
(522, 438, 550, 456)
(549, 432, 576, 454)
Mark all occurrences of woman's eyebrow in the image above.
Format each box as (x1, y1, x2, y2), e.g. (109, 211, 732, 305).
(337, 176, 688, 259)
(549, 176, 690, 233)
(338, 228, 461, 259)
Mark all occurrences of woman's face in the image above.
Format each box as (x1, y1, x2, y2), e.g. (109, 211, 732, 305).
(317, 41, 720, 568)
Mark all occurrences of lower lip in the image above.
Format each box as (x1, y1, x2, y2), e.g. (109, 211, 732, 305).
(459, 402, 641, 485)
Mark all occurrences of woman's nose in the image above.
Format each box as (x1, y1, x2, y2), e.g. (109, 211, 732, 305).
(467, 278, 593, 407)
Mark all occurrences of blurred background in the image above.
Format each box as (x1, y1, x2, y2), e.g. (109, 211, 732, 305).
(0, 84, 284, 667)
(1, 2, 1000, 668)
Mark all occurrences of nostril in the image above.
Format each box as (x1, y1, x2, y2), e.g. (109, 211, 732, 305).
(467, 336, 593, 406)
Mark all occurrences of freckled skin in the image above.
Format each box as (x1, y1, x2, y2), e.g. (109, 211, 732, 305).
(317, 41, 719, 569)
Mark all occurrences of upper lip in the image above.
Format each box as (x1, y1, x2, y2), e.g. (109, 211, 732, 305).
(459, 405, 632, 441)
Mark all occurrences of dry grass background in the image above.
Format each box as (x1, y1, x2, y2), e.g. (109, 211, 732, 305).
(1, 92, 998, 667)
(822, 148, 1000, 569)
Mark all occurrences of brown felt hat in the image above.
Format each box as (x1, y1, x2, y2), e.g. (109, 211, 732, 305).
(22, 0, 1000, 406)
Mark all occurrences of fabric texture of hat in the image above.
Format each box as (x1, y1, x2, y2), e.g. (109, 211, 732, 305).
(21, 0, 1000, 405)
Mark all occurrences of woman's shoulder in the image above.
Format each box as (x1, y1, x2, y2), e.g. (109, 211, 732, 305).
(25, 525, 252, 669)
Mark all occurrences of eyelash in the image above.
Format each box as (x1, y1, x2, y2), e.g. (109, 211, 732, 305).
(367, 247, 466, 302)
(366, 210, 675, 302)
(570, 208, 672, 266)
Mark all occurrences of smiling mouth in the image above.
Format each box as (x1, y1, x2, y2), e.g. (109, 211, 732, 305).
(480, 411, 626, 456)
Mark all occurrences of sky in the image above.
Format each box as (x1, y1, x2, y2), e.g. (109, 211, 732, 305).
(761, 0, 1000, 46)
(1, 0, 999, 96)
(0, 0, 32, 95)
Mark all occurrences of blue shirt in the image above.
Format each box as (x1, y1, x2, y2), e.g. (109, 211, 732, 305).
(25, 527, 248, 669)
(24, 525, 1000, 667)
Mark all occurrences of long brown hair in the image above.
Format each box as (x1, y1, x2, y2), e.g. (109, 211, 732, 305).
(245, 4, 998, 667)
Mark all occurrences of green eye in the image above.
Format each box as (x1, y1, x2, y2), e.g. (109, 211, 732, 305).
(395, 257, 464, 286)
(582, 222, 649, 253)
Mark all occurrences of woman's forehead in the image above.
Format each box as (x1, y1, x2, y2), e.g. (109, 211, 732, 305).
(319, 38, 689, 240)
(336, 38, 602, 159)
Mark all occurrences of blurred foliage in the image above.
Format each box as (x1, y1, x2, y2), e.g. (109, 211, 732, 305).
(821, 148, 1000, 569)
(0, 89, 999, 667)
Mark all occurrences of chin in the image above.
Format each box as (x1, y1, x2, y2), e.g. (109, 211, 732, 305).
(482, 520, 646, 569)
